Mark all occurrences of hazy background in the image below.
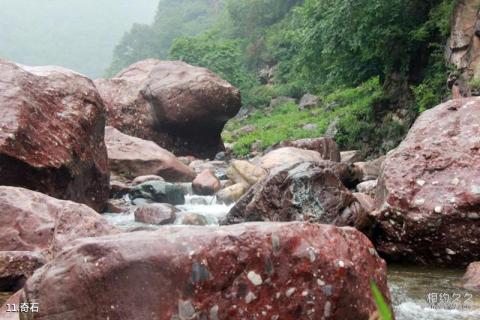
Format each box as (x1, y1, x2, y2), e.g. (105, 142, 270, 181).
(0, 0, 158, 78)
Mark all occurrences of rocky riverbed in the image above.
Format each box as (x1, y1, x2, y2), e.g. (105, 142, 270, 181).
(1, 57, 480, 319)
(105, 193, 480, 319)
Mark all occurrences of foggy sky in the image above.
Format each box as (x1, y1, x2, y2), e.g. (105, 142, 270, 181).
(0, 0, 158, 78)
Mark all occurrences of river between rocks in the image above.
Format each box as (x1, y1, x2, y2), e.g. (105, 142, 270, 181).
(103, 194, 480, 319)
(2, 195, 476, 319)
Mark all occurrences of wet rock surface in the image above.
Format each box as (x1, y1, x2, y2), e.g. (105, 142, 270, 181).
(273, 138, 341, 162)
(134, 203, 178, 225)
(461, 261, 480, 292)
(0, 59, 109, 211)
(109, 179, 131, 199)
(177, 212, 209, 226)
(352, 156, 385, 182)
(132, 175, 165, 186)
(373, 98, 480, 266)
(189, 160, 229, 180)
(192, 169, 221, 196)
(0, 252, 46, 292)
(448, 0, 480, 97)
(21, 222, 390, 320)
(129, 181, 186, 205)
(105, 126, 195, 182)
(227, 160, 267, 187)
(258, 147, 333, 171)
(217, 183, 248, 205)
(95, 59, 241, 158)
(340, 150, 363, 164)
(225, 162, 369, 231)
(356, 180, 378, 198)
(0, 186, 119, 260)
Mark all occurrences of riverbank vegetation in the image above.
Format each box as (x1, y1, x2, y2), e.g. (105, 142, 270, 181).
(109, 0, 456, 157)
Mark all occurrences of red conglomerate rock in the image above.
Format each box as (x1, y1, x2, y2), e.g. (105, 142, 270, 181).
(95, 59, 241, 158)
(192, 169, 221, 195)
(0, 59, 110, 211)
(105, 126, 195, 182)
(0, 186, 119, 260)
(21, 222, 390, 320)
(274, 137, 341, 162)
(373, 98, 480, 266)
(225, 162, 370, 232)
(0, 251, 46, 292)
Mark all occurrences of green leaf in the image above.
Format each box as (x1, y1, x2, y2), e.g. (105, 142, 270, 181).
(370, 280, 393, 320)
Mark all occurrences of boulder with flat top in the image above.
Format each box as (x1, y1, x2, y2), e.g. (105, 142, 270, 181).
(95, 59, 241, 158)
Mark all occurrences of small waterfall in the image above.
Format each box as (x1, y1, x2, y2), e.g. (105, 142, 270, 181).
(177, 194, 234, 220)
(104, 193, 234, 229)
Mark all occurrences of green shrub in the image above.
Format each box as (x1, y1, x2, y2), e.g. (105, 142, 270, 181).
(326, 78, 384, 151)
(246, 85, 277, 107)
(224, 78, 394, 157)
(169, 31, 257, 98)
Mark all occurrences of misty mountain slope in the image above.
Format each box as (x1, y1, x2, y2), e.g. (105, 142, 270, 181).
(0, 0, 158, 78)
(106, 0, 226, 76)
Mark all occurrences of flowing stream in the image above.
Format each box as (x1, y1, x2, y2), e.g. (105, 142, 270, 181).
(50, 195, 480, 318)
(389, 265, 480, 319)
(103, 194, 234, 229)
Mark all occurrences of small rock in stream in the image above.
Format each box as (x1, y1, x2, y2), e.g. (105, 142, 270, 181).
(134, 204, 178, 225)
(130, 181, 186, 205)
(178, 213, 209, 226)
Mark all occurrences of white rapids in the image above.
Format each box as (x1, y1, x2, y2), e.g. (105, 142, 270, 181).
(103, 193, 234, 229)
(389, 265, 480, 320)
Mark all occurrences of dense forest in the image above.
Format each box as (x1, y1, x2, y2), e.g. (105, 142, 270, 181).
(109, 0, 455, 157)
(0, 0, 158, 77)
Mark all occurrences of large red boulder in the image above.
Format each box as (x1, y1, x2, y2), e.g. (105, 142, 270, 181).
(95, 59, 241, 158)
(224, 162, 371, 232)
(373, 98, 480, 266)
(105, 126, 195, 182)
(0, 186, 119, 260)
(0, 60, 110, 211)
(21, 222, 391, 319)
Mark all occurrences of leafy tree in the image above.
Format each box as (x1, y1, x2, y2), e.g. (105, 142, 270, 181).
(271, 0, 454, 90)
(169, 31, 257, 104)
(107, 0, 226, 76)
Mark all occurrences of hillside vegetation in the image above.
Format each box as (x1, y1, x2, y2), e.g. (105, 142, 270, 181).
(109, 0, 456, 157)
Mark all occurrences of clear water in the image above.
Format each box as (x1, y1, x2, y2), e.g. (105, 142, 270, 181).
(389, 265, 480, 320)
(175, 194, 235, 225)
(103, 194, 233, 229)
